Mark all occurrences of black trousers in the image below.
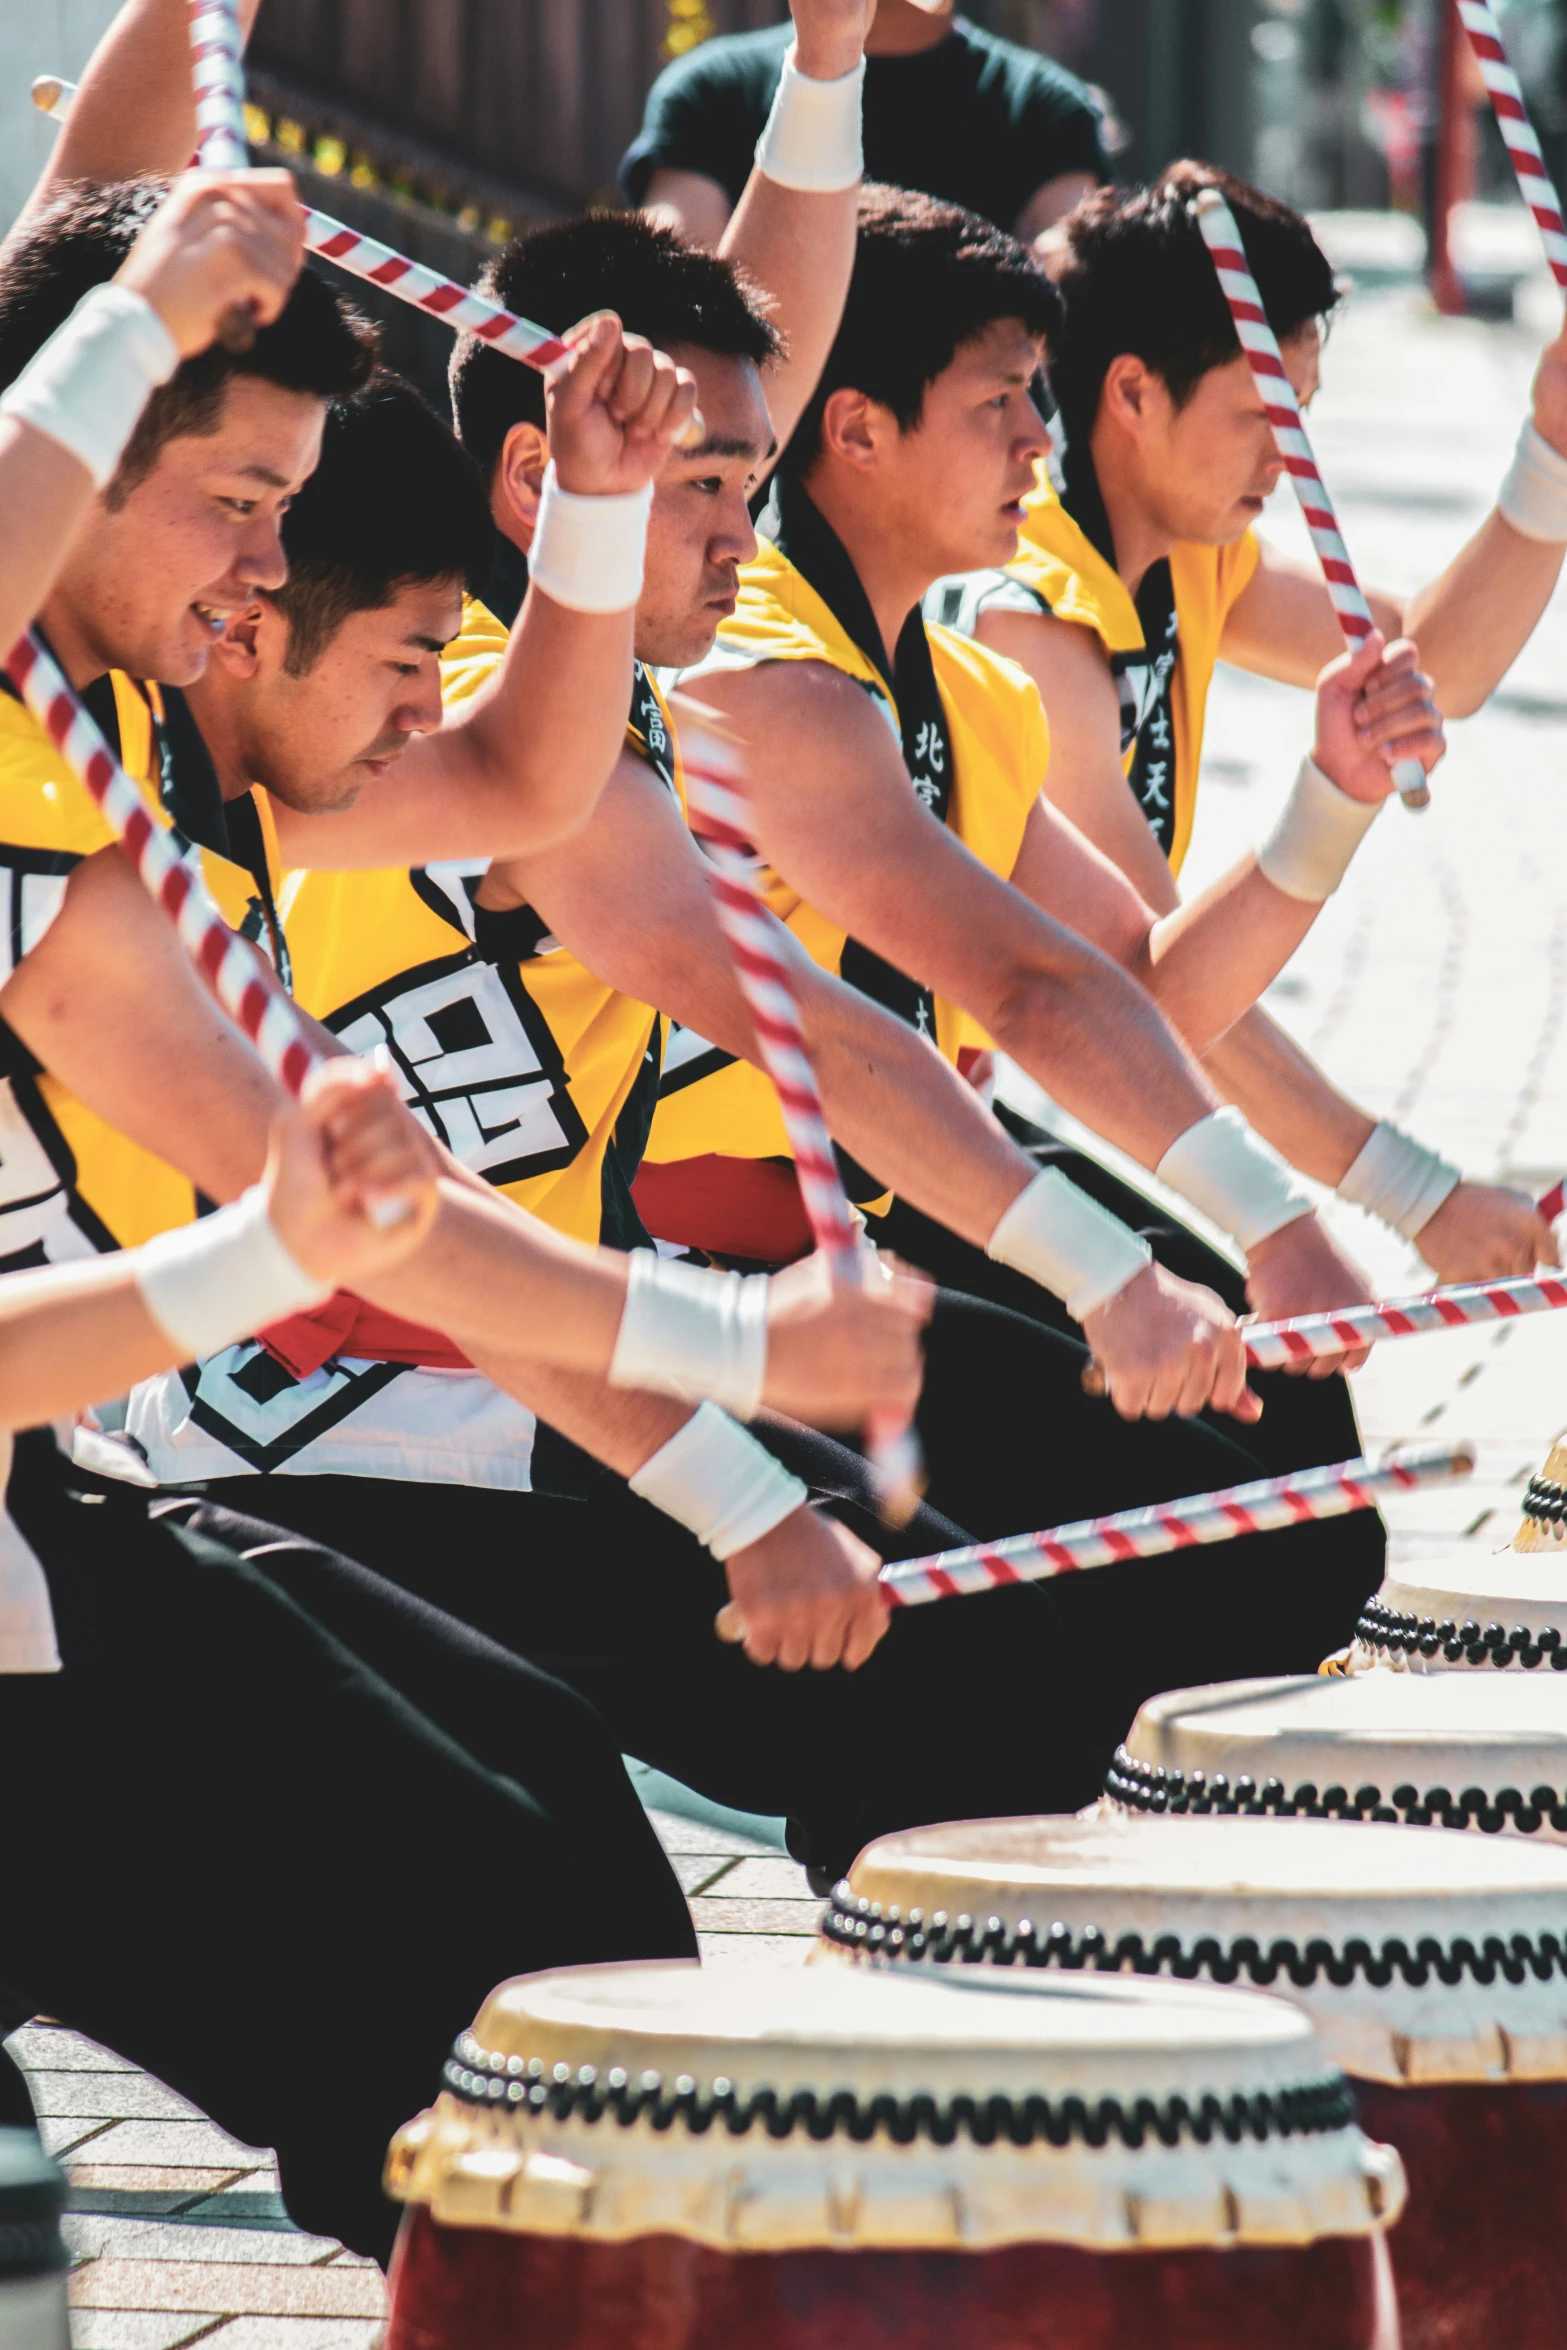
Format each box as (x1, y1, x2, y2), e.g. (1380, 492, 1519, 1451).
(864, 1107, 1369, 1483)
(0, 1436, 694, 2268)
(189, 1287, 1385, 1886)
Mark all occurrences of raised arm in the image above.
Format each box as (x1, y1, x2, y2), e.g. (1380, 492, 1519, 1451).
(15, 0, 266, 228)
(268, 317, 698, 871)
(718, 0, 870, 456)
(0, 170, 302, 661)
(1221, 319, 1567, 715)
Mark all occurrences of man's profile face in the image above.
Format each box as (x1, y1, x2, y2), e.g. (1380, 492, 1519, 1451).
(1114, 322, 1322, 547)
(201, 576, 463, 813)
(845, 319, 1052, 582)
(635, 345, 774, 670)
(54, 376, 327, 687)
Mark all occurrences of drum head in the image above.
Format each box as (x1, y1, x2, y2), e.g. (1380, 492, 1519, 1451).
(827, 1812, 1567, 2084)
(386, 1961, 1400, 2254)
(1111, 1671, 1567, 1837)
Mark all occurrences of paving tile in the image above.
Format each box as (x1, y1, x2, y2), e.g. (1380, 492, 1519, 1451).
(69, 2257, 386, 2318)
(67, 2315, 222, 2349)
(645, 1807, 777, 1858)
(66, 2168, 254, 2196)
(6, 2026, 138, 2073)
(197, 2322, 385, 2349)
(64, 2122, 270, 2170)
(696, 1933, 816, 1972)
(701, 1855, 814, 1899)
(688, 1897, 822, 1935)
(670, 1854, 740, 1896)
(65, 2216, 334, 2265)
(39, 2114, 120, 2159)
(24, 2069, 199, 2121)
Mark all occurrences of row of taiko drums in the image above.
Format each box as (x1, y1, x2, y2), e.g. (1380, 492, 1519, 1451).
(380, 1449, 1567, 2349)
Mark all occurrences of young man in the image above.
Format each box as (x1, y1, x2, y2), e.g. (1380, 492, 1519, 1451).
(0, 174, 698, 2270)
(627, 189, 1442, 1511)
(0, 177, 919, 1435)
(112, 227, 1391, 1894)
(948, 163, 1565, 1284)
(624, 0, 1107, 261)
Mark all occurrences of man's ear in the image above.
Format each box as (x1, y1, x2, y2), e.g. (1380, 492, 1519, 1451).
(211, 600, 267, 679)
(496, 421, 551, 548)
(1099, 353, 1162, 436)
(819, 386, 883, 472)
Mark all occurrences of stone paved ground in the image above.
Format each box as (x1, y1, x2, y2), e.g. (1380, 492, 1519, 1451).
(12, 253, 1567, 2344)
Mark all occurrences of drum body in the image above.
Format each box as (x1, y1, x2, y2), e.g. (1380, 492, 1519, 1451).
(383, 1962, 1402, 2350)
(827, 1793, 1567, 2345)
(1347, 1554, 1567, 1678)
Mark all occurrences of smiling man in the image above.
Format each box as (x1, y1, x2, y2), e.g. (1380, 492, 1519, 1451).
(942, 162, 1567, 1287)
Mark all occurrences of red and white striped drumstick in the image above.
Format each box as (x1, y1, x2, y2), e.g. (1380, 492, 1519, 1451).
(3, 633, 315, 1098)
(683, 726, 925, 1525)
(188, 0, 248, 171)
(36, 73, 570, 376)
(1458, 0, 1567, 296)
(1244, 1269, 1567, 1369)
(1193, 185, 1431, 814)
(879, 1439, 1474, 1609)
(1539, 1175, 1565, 1226)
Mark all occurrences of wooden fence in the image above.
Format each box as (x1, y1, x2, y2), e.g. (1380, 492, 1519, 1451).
(253, 0, 786, 213)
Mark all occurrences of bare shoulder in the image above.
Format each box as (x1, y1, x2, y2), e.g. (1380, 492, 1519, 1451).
(677, 657, 895, 773)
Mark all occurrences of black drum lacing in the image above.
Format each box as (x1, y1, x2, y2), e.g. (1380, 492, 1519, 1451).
(439, 2036, 1353, 2149)
(820, 1890, 1567, 1988)
(1105, 1746, 1567, 1835)
(1355, 1593, 1566, 1671)
(1523, 1476, 1567, 1529)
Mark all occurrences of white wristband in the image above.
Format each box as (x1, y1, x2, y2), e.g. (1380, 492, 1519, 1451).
(0, 284, 179, 491)
(1256, 755, 1383, 903)
(628, 1400, 808, 1559)
(987, 1168, 1153, 1321)
(133, 1187, 333, 1362)
(528, 463, 653, 613)
(1497, 418, 1567, 543)
(754, 45, 866, 193)
(609, 1248, 770, 1420)
(1337, 1119, 1460, 1242)
(1156, 1107, 1314, 1254)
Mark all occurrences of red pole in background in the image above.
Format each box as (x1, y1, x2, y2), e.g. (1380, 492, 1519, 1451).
(1430, 0, 1478, 313)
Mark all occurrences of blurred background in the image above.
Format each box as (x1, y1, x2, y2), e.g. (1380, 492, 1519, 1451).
(5, 0, 1564, 386)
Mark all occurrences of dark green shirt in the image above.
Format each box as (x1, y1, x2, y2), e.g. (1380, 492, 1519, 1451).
(620, 16, 1106, 231)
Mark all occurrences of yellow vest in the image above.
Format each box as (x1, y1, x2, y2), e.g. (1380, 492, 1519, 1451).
(280, 600, 680, 1248)
(0, 671, 284, 1258)
(1002, 476, 1259, 878)
(645, 533, 1046, 1171)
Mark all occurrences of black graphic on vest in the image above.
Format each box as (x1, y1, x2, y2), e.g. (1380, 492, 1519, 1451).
(327, 947, 587, 1186)
(181, 1350, 409, 1473)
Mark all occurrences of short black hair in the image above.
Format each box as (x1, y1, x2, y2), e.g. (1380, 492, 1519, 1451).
(450, 211, 781, 481)
(782, 184, 1063, 475)
(0, 178, 376, 504)
(269, 370, 494, 672)
(1050, 161, 1341, 450)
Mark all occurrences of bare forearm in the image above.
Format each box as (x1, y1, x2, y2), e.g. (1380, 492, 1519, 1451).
(0, 421, 97, 661)
(807, 993, 1028, 1245)
(451, 588, 638, 852)
(460, 1341, 690, 1478)
(1202, 1007, 1373, 1186)
(353, 1180, 630, 1372)
(1402, 511, 1565, 717)
(19, 0, 265, 217)
(721, 177, 858, 455)
(0, 1260, 173, 1427)
(1135, 857, 1320, 1058)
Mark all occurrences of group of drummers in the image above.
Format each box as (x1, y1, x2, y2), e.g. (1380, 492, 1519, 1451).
(6, 0, 1567, 2332)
